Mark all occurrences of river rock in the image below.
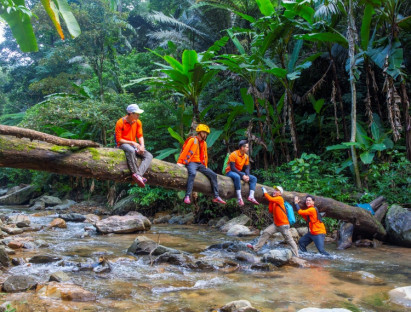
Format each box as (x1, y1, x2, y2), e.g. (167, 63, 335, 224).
(186, 260, 215, 271)
(250, 263, 273, 271)
(220, 299, 259, 312)
(84, 214, 100, 225)
(30, 200, 45, 210)
(221, 215, 251, 232)
(2, 275, 37, 292)
(0, 230, 6, 239)
(38, 195, 62, 207)
(337, 222, 354, 250)
(262, 249, 292, 266)
(332, 270, 385, 285)
(48, 218, 67, 229)
(207, 242, 243, 253)
(235, 251, 260, 264)
(154, 252, 192, 266)
(1, 226, 23, 235)
(7, 214, 30, 227)
(296, 227, 309, 236)
(11, 257, 26, 266)
(51, 199, 77, 211)
(298, 309, 351, 312)
(58, 213, 86, 222)
(215, 216, 229, 228)
(168, 212, 195, 225)
(289, 227, 299, 240)
(0, 185, 36, 205)
(8, 241, 23, 249)
(111, 195, 138, 215)
(36, 282, 96, 302)
(385, 204, 411, 247)
(288, 256, 310, 267)
(389, 286, 411, 307)
(93, 261, 111, 273)
(95, 213, 151, 234)
(153, 214, 171, 224)
(0, 246, 10, 267)
(49, 271, 71, 282)
(127, 236, 180, 256)
(29, 255, 62, 264)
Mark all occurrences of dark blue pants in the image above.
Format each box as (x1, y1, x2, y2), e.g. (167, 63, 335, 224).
(226, 171, 257, 191)
(298, 232, 330, 256)
(186, 162, 219, 197)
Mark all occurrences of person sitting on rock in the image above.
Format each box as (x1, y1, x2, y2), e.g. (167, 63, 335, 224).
(115, 104, 153, 187)
(177, 124, 226, 205)
(225, 140, 259, 206)
(247, 186, 299, 257)
(294, 195, 330, 256)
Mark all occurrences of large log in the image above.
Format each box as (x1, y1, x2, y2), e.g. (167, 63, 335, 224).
(0, 133, 386, 237)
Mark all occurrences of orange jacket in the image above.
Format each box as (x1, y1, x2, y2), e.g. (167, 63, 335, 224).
(225, 150, 249, 174)
(298, 206, 326, 235)
(264, 193, 289, 227)
(177, 136, 208, 167)
(115, 116, 143, 146)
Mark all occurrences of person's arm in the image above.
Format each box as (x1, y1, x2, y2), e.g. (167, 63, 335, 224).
(229, 162, 242, 174)
(243, 164, 250, 176)
(177, 138, 194, 165)
(263, 192, 284, 205)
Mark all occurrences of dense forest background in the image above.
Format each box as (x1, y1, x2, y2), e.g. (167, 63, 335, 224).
(0, 0, 410, 225)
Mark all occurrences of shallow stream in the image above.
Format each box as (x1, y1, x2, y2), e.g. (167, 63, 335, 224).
(0, 206, 410, 312)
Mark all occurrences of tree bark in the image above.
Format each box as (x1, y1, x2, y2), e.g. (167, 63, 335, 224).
(0, 132, 386, 237)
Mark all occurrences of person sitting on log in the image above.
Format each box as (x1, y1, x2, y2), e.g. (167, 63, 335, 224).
(247, 186, 299, 257)
(115, 104, 153, 187)
(225, 140, 259, 206)
(294, 195, 330, 256)
(177, 124, 226, 205)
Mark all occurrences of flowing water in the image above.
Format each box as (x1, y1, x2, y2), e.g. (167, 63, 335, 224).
(0, 206, 410, 312)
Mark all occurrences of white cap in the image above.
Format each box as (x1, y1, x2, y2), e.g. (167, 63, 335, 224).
(126, 104, 144, 114)
(274, 186, 284, 194)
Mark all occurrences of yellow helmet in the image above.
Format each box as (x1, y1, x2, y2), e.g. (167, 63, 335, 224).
(196, 124, 210, 134)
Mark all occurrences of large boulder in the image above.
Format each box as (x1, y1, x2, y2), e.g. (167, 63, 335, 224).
(7, 215, 30, 227)
(226, 224, 255, 237)
(262, 249, 292, 266)
(389, 286, 411, 307)
(111, 195, 138, 215)
(168, 212, 195, 225)
(220, 300, 260, 312)
(50, 199, 77, 211)
(0, 246, 10, 267)
(2, 275, 37, 292)
(0, 185, 36, 205)
(235, 251, 260, 264)
(36, 282, 96, 302)
(96, 213, 151, 234)
(221, 215, 251, 232)
(337, 222, 354, 250)
(385, 204, 411, 247)
(37, 195, 62, 207)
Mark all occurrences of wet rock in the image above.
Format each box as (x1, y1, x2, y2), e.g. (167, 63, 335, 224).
(153, 214, 172, 224)
(337, 222, 354, 250)
(186, 260, 215, 271)
(385, 204, 411, 247)
(298, 309, 352, 312)
(34, 239, 49, 248)
(220, 299, 259, 312)
(36, 282, 96, 302)
(8, 214, 30, 227)
(49, 271, 71, 282)
(22, 242, 37, 249)
(93, 261, 111, 273)
(262, 249, 292, 266)
(4, 247, 15, 255)
(227, 224, 255, 237)
(84, 214, 100, 225)
(218, 260, 240, 273)
(372, 238, 382, 248)
(1, 226, 23, 235)
(0, 184, 36, 205)
(95, 213, 151, 234)
(154, 252, 192, 266)
(8, 241, 23, 249)
(111, 195, 139, 215)
(296, 227, 309, 237)
(288, 256, 310, 268)
(29, 255, 62, 264)
(215, 216, 229, 228)
(221, 215, 251, 232)
(332, 271, 385, 285)
(38, 195, 63, 207)
(389, 286, 411, 307)
(51, 199, 77, 211)
(0, 246, 10, 267)
(354, 239, 373, 247)
(30, 200, 45, 210)
(22, 224, 43, 232)
(48, 218, 67, 229)
(58, 213, 86, 222)
(207, 242, 243, 253)
(289, 227, 299, 240)
(235, 251, 260, 264)
(2, 275, 37, 292)
(127, 236, 180, 256)
(11, 258, 26, 266)
(250, 263, 273, 271)
(168, 212, 195, 225)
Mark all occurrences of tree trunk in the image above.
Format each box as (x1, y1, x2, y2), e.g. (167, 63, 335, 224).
(0, 131, 386, 237)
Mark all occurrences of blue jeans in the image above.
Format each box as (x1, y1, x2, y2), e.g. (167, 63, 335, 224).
(226, 171, 257, 191)
(186, 162, 219, 197)
(298, 233, 330, 256)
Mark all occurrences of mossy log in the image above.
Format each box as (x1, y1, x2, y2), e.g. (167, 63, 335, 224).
(0, 132, 386, 237)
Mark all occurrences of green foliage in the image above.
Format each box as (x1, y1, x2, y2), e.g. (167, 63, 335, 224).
(128, 185, 179, 214)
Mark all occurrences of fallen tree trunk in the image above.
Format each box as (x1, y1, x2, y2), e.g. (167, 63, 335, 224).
(0, 133, 386, 237)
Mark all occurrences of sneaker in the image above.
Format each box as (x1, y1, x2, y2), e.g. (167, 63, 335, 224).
(238, 198, 244, 207)
(247, 197, 259, 205)
(183, 196, 191, 204)
(142, 177, 147, 183)
(212, 196, 226, 205)
(246, 244, 254, 251)
(132, 174, 145, 188)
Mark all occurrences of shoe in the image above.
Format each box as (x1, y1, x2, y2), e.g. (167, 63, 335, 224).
(238, 198, 244, 207)
(246, 244, 254, 251)
(212, 196, 226, 204)
(132, 174, 145, 188)
(247, 197, 259, 205)
(142, 177, 147, 183)
(183, 196, 191, 204)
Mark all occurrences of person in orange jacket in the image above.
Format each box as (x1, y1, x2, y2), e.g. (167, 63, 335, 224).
(247, 186, 299, 257)
(294, 195, 330, 256)
(225, 140, 259, 206)
(177, 124, 226, 205)
(115, 104, 153, 187)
